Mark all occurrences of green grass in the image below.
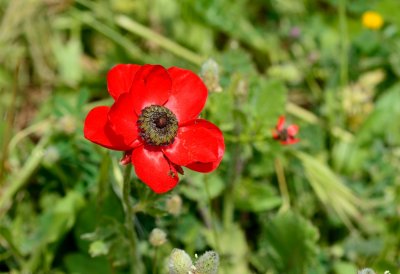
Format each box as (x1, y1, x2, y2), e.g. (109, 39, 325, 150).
(1, 0, 400, 273)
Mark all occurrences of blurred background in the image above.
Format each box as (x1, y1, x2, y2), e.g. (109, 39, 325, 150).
(1, 0, 400, 273)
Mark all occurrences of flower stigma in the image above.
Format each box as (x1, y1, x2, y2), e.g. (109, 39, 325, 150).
(137, 105, 178, 146)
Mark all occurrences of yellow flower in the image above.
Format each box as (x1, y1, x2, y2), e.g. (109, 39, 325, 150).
(362, 11, 384, 30)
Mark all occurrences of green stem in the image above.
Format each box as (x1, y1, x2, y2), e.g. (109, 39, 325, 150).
(223, 129, 243, 229)
(0, 64, 19, 184)
(122, 165, 143, 274)
(204, 176, 221, 252)
(274, 158, 290, 213)
(223, 188, 234, 229)
(152, 247, 158, 274)
(0, 134, 51, 213)
(115, 15, 204, 66)
(339, 0, 348, 89)
(71, 9, 155, 64)
(223, 75, 244, 229)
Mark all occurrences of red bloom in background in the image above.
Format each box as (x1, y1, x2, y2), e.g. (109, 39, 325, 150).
(84, 64, 225, 193)
(272, 116, 299, 145)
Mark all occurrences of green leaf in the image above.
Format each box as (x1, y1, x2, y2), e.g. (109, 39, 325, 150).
(259, 211, 319, 274)
(357, 82, 400, 146)
(249, 78, 287, 133)
(180, 171, 225, 202)
(89, 240, 109, 257)
(22, 191, 85, 253)
(332, 141, 368, 174)
(204, 225, 250, 274)
(234, 179, 281, 212)
(63, 253, 111, 274)
(375, 0, 400, 29)
(333, 262, 358, 274)
(52, 35, 82, 87)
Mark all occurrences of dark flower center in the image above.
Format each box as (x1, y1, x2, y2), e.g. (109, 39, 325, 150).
(137, 105, 178, 146)
(278, 129, 289, 141)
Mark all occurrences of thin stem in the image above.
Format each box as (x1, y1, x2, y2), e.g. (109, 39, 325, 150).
(275, 158, 290, 213)
(152, 247, 158, 274)
(223, 75, 244, 229)
(223, 137, 241, 229)
(71, 9, 155, 64)
(204, 177, 221, 252)
(0, 63, 19, 184)
(115, 15, 204, 66)
(0, 134, 51, 213)
(339, 0, 348, 89)
(122, 165, 143, 274)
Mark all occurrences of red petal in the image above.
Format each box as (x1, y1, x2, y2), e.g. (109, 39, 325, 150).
(287, 124, 299, 136)
(163, 119, 225, 166)
(131, 65, 172, 115)
(84, 106, 131, 151)
(108, 92, 139, 147)
(131, 146, 179, 193)
(186, 161, 220, 173)
(280, 137, 300, 145)
(107, 64, 141, 100)
(164, 67, 207, 124)
(276, 116, 286, 131)
(272, 130, 279, 140)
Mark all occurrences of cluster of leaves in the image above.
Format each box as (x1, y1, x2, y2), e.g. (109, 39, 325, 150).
(1, 0, 400, 273)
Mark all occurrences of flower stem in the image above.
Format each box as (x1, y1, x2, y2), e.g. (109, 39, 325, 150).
(122, 164, 143, 274)
(274, 158, 290, 213)
(152, 247, 158, 274)
(204, 176, 221, 252)
(0, 134, 51, 213)
(338, 0, 348, 89)
(115, 15, 204, 66)
(223, 74, 245, 229)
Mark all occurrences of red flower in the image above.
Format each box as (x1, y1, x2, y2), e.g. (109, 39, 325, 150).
(84, 64, 225, 193)
(272, 116, 299, 145)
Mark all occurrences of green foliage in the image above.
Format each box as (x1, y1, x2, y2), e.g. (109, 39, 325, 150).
(1, 0, 400, 273)
(234, 179, 281, 212)
(259, 211, 319, 274)
(295, 151, 364, 228)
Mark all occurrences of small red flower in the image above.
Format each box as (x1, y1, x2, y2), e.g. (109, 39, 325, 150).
(84, 64, 225, 193)
(272, 116, 299, 145)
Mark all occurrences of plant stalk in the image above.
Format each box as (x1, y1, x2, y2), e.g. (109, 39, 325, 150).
(122, 164, 143, 274)
(115, 15, 204, 66)
(275, 158, 290, 212)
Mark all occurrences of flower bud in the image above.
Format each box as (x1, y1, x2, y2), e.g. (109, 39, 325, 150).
(169, 248, 193, 274)
(43, 146, 60, 165)
(358, 269, 376, 274)
(200, 59, 222, 93)
(149, 228, 167, 247)
(289, 26, 301, 39)
(166, 195, 182, 216)
(89, 240, 109, 257)
(194, 251, 219, 274)
(57, 115, 76, 134)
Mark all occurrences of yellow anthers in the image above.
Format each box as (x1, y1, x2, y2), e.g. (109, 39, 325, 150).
(362, 11, 383, 30)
